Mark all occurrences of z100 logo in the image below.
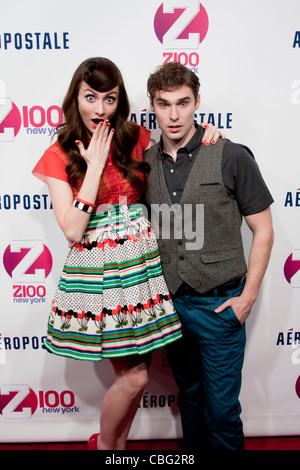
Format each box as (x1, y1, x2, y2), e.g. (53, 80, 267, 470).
(284, 250, 300, 288)
(0, 385, 78, 419)
(154, 0, 209, 68)
(3, 240, 53, 303)
(0, 96, 62, 142)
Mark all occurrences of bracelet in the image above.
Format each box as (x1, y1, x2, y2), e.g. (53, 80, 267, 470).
(74, 196, 96, 208)
(73, 199, 94, 214)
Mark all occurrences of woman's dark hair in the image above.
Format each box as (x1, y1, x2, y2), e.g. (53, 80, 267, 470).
(56, 57, 149, 190)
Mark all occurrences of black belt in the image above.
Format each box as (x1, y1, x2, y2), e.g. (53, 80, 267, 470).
(174, 275, 246, 297)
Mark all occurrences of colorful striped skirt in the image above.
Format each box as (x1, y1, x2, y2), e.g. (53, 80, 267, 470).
(44, 203, 182, 361)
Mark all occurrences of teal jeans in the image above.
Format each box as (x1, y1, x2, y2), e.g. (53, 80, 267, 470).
(167, 281, 246, 451)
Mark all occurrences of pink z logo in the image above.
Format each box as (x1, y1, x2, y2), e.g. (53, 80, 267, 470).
(3, 240, 52, 282)
(0, 94, 22, 142)
(154, 0, 209, 49)
(0, 385, 38, 419)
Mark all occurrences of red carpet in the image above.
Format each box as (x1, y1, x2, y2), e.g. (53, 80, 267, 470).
(0, 437, 300, 450)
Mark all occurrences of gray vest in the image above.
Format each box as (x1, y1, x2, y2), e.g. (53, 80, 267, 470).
(143, 139, 247, 294)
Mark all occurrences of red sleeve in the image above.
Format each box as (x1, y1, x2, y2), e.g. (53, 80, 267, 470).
(131, 125, 151, 163)
(32, 142, 69, 183)
(138, 125, 151, 150)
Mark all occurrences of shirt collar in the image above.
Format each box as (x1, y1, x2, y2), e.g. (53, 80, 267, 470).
(157, 124, 205, 160)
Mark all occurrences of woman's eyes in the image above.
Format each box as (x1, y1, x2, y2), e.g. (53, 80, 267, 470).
(85, 95, 116, 104)
(86, 94, 95, 102)
(106, 96, 117, 104)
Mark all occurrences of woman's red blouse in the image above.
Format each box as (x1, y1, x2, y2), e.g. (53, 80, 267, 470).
(32, 125, 151, 208)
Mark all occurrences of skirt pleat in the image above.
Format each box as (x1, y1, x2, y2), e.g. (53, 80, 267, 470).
(44, 203, 182, 361)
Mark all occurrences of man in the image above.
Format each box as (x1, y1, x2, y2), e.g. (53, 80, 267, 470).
(143, 62, 274, 451)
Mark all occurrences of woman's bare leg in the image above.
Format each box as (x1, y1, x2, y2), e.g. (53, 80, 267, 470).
(97, 353, 151, 450)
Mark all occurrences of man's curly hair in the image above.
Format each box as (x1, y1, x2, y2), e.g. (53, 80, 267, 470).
(147, 62, 200, 103)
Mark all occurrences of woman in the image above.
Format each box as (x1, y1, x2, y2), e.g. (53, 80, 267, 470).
(33, 57, 220, 450)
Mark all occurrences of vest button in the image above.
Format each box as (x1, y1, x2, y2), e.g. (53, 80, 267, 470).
(178, 240, 183, 246)
(179, 256, 184, 261)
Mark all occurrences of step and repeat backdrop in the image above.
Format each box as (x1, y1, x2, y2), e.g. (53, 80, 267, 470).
(1, 0, 300, 443)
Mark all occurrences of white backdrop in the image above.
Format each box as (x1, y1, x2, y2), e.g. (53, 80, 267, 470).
(1, 0, 300, 443)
